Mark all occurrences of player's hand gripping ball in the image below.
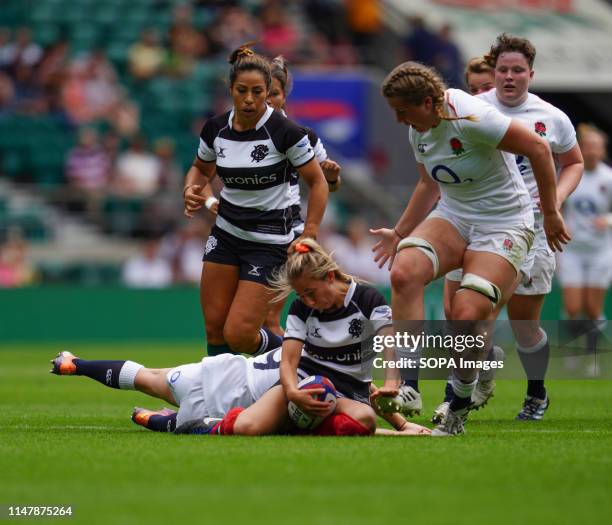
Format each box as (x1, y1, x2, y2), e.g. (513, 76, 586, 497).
(288, 375, 337, 430)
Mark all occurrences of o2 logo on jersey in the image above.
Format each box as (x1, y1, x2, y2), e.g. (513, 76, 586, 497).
(431, 165, 473, 184)
(574, 197, 597, 216)
(515, 155, 528, 175)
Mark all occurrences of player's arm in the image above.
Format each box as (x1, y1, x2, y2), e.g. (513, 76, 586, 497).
(555, 144, 584, 205)
(294, 158, 329, 242)
(183, 158, 217, 218)
(371, 163, 440, 269)
(280, 339, 330, 416)
(497, 120, 570, 251)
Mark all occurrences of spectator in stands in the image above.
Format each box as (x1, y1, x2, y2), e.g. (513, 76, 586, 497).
(210, 6, 260, 57)
(259, 1, 300, 60)
(0, 71, 15, 113)
(61, 49, 120, 124)
(113, 135, 162, 198)
(0, 27, 13, 71)
(1, 27, 42, 78)
(403, 16, 439, 66)
(323, 217, 389, 284)
(159, 217, 213, 284)
(66, 127, 111, 193)
(0, 234, 36, 288)
(345, 0, 382, 64)
(128, 29, 165, 81)
(165, 3, 212, 76)
(65, 127, 111, 221)
(433, 24, 463, 88)
(35, 37, 71, 115)
(122, 238, 173, 288)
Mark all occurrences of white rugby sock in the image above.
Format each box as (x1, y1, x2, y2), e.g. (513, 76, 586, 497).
(118, 361, 144, 390)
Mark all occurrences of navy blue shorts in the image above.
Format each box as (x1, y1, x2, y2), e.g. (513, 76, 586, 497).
(202, 225, 291, 285)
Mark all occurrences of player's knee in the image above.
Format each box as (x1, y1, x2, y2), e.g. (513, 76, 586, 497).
(584, 303, 602, 321)
(451, 296, 489, 321)
(233, 416, 265, 436)
(350, 405, 377, 434)
(204, 316, 226, 343)
(390, 261, 427, 294)
(223, 323, 258, 354)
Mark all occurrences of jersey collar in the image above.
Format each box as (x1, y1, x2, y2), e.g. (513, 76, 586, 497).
(343, 280, 357, 307)
(228, 104, 274, 130)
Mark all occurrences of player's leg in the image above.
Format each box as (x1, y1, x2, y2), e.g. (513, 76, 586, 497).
(314, 398, 377, 436)
(223, 280, 281, 355)
(391, 217, 466, 319)
(561, 287, 584, 320)
(51, 352, 178, 404)
(433, 273, 463, 423)
(433, 251, 520, 436)
(583, 287, 607, 375)
(264, 295, 286, 336)
(507, 294, 550, 420)
(231, 385, 289, 435)
(390, 217, 466, 403)
(443, 272, 463, 320)
(51, 351, 180, 431)
(200, 261, 240, 356)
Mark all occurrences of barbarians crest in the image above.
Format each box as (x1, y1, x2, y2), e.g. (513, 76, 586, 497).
(205, 235, 217, 255)
(348, 318, 363, 339)
(250, 144, 269, 163)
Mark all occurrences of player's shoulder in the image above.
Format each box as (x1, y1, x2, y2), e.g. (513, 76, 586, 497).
(597, 161, 612, 179)
(475, 88, 497, 105)
(266, 108, 302, 133)
(527, 93, 572, 123)
(287, 297, 313, 321)
(200, 111, 230, 137)
(446, 87, 484, 112)
(352, 283, 388, 312)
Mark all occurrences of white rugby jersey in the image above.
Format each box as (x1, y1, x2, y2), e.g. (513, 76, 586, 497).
(284, 281, 392, 382)
(197, 105, 315, 244)
(479, 89, 577, 214)
(409, 88, 532, 225)
(563, 162, 612, 251)
(200, 348, 283, 418)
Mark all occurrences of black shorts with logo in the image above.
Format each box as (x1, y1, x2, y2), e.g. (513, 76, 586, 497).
(202, 225, 291, 285)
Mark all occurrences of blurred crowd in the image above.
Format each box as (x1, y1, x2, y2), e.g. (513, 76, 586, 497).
(0, 0, 468, 287)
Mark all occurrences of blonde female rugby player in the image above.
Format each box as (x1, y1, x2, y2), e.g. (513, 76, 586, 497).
(202, 239, 430, 437)
(371, 61, 569, 436)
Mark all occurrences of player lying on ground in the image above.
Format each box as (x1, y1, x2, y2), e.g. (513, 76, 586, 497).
(50, 240, 429, 436)
(193, 239, 430, 437)
(50, 347, 429, 436)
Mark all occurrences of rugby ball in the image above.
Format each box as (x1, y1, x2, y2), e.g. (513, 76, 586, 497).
(288, 375, 337, 430)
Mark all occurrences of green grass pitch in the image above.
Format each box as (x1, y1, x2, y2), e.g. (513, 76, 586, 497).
(1, 343, 610, 525)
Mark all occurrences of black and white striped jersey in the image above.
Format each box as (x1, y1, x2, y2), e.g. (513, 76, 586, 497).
(289, 126, 328, 234)
(284, 281, 392, 382)
(197, 105, 315, 244)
